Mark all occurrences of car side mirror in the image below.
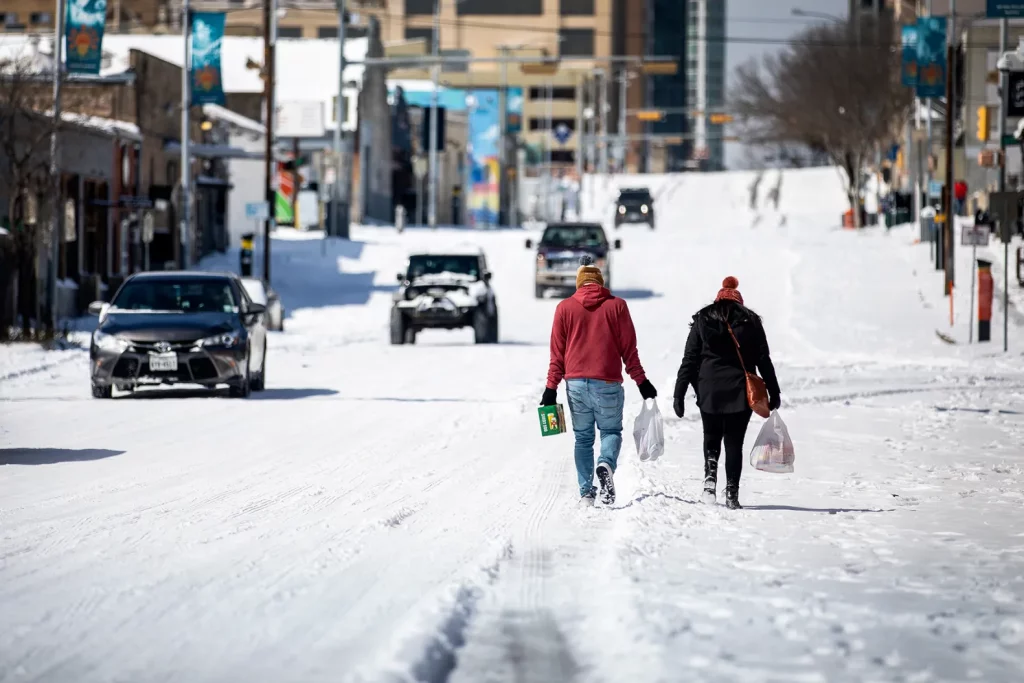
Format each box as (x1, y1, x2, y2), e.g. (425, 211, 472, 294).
(483, 272, 492, 283)
(245, 303, 267, 322)
(525, 239, 533, 249)
(87, 301, 106, 316)
(397, 272, 406, 283)
(614, 239, 622, 250)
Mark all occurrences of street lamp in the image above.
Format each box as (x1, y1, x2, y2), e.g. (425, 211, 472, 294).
(790, 7, 844, 23)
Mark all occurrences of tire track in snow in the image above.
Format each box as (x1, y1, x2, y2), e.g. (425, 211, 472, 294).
(445, 453, 581, 683)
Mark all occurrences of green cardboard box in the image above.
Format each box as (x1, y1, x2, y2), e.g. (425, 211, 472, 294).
(538, 404, 567, 437)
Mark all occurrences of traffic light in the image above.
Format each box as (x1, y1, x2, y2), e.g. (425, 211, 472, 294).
(708, 113, 733, 125)
(977, 105, 990, 143)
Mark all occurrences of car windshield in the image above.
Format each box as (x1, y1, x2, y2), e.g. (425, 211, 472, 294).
(540, 225, 608, 249)
(407, 255, 480, 280)
(619, 190, 651, 202)
(241, 279, 268, 305)
(111, 279, 239, 313)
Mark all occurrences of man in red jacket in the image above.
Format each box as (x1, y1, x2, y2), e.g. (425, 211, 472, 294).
(541, 256, 657, 506)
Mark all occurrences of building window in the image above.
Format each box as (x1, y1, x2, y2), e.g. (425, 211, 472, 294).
(458, 0, 542, 15)
(405, 0, 434, 15)
(560, 0, 594, 16)
(405, 26, 435, 46)
(1, 12, 17, 25)
(528, 118, 576, 132)
(30, 12, 52, 25)
(318, 26, 338, 38)
(529, 87, 576, 100)
(559, 29, 594, 57)
(551, 150, 575, 164)
(278, 26, 303, 38)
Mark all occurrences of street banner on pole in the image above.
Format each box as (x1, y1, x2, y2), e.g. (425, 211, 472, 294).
(916, 17, 947, 99)
(987, 1, 1024, 18)
(1008, 72, 1024, 117)
(468, 90, 500, 227)
(65, 0, 107, 74)
(901, 25, 919, 87)
(507, 88, 523, 134)
(191, 12, 226, 106)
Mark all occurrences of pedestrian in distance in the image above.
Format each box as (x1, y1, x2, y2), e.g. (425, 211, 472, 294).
(672, 277, 781, 510)
(541, 255, 657, 507)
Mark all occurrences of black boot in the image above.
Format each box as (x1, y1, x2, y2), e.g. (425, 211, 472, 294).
(724, 484, 742, 510)
(701, 451, 719, 504)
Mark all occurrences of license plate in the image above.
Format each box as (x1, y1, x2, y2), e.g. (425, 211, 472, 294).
(149, 352, 178, 372)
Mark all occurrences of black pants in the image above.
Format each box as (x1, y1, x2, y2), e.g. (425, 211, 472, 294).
(700, 409, 753, 486)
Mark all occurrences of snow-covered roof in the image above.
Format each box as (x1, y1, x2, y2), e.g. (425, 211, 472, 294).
(203, 103, 265, 136)
(98, 35, 368, 94)
(409, 246, 485, 257)
(61, 112, 142, 141)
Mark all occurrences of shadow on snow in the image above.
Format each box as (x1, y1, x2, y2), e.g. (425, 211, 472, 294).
(1, 448, 125, 466)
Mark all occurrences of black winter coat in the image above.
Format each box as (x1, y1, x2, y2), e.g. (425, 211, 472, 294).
(674, 301, 781, 415)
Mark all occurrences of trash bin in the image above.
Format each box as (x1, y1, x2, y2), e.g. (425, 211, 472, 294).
(920, 207, 936, 243)
(395, 205, 406, 233)
(240, 233, 254, 277)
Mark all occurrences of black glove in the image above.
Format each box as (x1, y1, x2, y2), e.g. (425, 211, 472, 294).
(638, 379, 657, 401)
(673, 397, 685, 418)
(540, 387, 557, 406)
(769, 392, 781, 411)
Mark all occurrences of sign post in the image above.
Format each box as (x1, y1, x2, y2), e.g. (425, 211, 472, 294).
(987, 1, 1024, 19)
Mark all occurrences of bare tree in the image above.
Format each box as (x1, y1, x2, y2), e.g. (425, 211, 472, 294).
(0, 44, 99, 338)
(731, 16, 912, 226)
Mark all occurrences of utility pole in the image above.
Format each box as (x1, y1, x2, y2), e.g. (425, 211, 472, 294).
(618, 67, 628, 172)
(924, 0, 933, 220)
(427, 0, 441, 229)
(544, 80, 553, 221)
(263, 0, 277, 283)
(599, 69, 609, 174)
(331, 0, 347, 240)
(181, 0, 192, 269)
(575, 75, 584, 184)
(47, 0, 65, 333)
(943, 0, 956, 300)
(998, 19, 1008, 194)
(498, 46, 508, 227)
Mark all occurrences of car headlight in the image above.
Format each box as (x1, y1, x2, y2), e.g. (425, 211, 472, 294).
(641, 204, 649, 214)
(596, 258, 608, 269)
(93, 331, 130, 352)
(618, 206, 626, 214)
(197, 331, 241, 348)
(536, 254, 546, 265)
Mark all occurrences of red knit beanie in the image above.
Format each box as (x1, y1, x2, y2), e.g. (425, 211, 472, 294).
(715, 276, 743, 305)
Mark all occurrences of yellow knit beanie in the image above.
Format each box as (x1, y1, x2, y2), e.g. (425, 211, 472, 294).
(576, 255, 605, 289)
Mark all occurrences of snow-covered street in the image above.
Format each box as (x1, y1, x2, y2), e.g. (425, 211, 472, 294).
(3, 169, 1023, 683)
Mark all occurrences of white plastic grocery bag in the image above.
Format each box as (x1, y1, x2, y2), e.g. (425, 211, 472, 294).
(633, 399, 665, 462)
(749, 411, 795, 473)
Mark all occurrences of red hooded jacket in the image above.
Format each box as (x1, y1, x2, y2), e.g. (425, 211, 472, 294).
(546, 285, 647, 389)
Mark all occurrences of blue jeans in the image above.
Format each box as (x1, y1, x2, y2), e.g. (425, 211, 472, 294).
(566, 379, 625, 497)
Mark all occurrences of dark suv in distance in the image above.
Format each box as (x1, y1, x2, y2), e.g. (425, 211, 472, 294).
(615, 187, 655, 229)
(88, 272, 268, 399)
(527, 222, 621, 298)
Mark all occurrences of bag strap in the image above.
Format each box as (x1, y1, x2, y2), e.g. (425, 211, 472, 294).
(725, 322, 750, 375)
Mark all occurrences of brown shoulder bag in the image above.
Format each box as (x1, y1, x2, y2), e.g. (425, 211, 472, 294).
(726, 323, 771, 418)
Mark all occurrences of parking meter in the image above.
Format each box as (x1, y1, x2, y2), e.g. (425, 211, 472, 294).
(240, 233, 254, 277)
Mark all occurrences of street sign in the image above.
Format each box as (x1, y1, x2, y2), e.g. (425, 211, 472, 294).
(245, 202, 269, 221)
(119, 195, 153, 210)
(962, 225, 991, 246)
(142, 212, 155, 244)
(1008, 71, 1024, 116)
(987, 0, 1024, 19)
(1002, 134, 1019, 146)
(553, 123, 573, 145)
(276, 101, 326, 138)
(928, 179, 943, 198)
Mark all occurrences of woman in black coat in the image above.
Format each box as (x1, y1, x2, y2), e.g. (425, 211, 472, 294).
(673, 277, 781, 509)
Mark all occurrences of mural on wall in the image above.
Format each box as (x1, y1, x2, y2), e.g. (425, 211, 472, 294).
(468, 90, 500, 227)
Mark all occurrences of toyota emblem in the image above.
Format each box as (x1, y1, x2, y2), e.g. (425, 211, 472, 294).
(155, 342, 172, 353)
